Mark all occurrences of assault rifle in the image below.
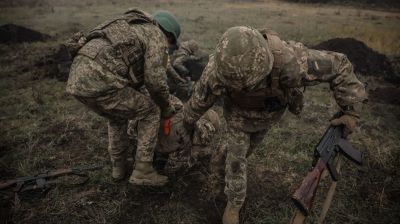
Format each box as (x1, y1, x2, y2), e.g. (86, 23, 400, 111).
(291, 124, 362, 221)
(0, 164, 104, 192)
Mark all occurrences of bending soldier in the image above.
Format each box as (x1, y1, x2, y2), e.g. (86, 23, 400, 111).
(182, 26, 367, 224)
(66, 9, 181, 186)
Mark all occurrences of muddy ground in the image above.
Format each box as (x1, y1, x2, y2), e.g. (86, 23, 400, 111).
(0, 0, 400, 224)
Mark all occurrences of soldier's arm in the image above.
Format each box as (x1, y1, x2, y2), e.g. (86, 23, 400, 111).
(172, 50, 191, 77)
(143, 29, 171, 110)
(282, 41, 367, 116)
(183, 56, 222, 126)
(172, 40, 199, 77)
(167, 63, 187, 83)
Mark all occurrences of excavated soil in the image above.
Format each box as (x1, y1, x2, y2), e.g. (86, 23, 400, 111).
(369, 86, 400, 105)
(313, 38, 398, 82)
(0, 24, 51, 43)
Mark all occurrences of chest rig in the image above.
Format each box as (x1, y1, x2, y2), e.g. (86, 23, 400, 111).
(229, 29, 287, 112)
(78, 9, 155, 87)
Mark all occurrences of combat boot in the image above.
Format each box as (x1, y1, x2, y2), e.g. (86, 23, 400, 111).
(222, 202, 241, 224)
(129, 161, 168, 186)
(111, 159, 127, 181)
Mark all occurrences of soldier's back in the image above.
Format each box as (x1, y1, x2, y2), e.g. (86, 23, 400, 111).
(66, 11, 165, 97)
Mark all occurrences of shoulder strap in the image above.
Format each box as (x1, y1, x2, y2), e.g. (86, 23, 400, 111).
(124, 8, 154, 24)
(124, 8, 151, 16)
(86, 9, 153, 42)
(258, 28, 284, 88)
(265, 32, 284, 90)
(257, 28, 287, 104)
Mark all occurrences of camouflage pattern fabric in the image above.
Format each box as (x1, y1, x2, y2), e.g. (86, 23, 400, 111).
(163, 108, 222, 173)
(192, 109, 221, 146)
(67, 10, 171, 110)
(127, 96, 222, 172)
(183, 26, 367, 206)
(224, 126, 267, 207)
(166, 40, 201, 101)
(172, 40, 200, 77)
(74, 83, 160, 163)
(214, 26, 273, 91)
(66, 10, 174, 166)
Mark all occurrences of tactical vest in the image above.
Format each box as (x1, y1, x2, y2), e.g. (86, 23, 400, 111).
(77, 9, 155, 87)
(229, 29, 287, 112)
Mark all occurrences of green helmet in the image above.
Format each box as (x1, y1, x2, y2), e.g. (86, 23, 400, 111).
(215, 26, 273, 90)
(153, 10, 181, 42)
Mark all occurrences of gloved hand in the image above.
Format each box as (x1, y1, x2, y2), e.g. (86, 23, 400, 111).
(161, 104, 176, 119)
(195, 118, 216, 145)
(330, 114, 358, 137)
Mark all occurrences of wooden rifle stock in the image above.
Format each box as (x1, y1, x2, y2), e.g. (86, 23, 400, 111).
(290, 123, 362, 223)
(291, 159, 326, 216)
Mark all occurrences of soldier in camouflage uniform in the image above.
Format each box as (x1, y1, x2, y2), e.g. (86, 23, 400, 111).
(127, 95, 222, 173)
(166, 40, 201, 101)
(171, 40, 200, 78)
(182, 26, 367, 224)
(66, 9, 181, 186)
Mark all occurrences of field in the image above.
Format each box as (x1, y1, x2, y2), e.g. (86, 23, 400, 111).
(0, 0, 399, 223)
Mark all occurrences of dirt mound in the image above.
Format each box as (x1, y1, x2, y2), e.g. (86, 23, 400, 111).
(369, 87, 400, 105)
(313, 38, 399, 83)
(0, 24, 50, 43)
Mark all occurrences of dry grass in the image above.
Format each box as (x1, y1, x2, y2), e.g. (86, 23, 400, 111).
(0, 0, 399, 223)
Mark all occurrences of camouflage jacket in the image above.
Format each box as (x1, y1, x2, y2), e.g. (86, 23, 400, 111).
(66, 9, 171, 109)
(183, 29, 367, 132)
(166, 40, 200, 83)
(127, 95, 221, 154)
(172, 40, 199, 77)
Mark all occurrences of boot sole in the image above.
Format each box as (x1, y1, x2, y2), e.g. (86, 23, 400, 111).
(129, 177, 168, 186)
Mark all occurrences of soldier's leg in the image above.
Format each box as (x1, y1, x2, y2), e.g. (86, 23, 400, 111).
(101, 88, 168, 186)
(135, 104, 159, 163)
(73, 95, 131, 181)
(246, 129, 268, 157)
(107, 119, 129, 180)
(223, 126, 251, 224)
(205, 142, 227, 200)
(81, 87, 167, 185)
(129, 101, 168, 185)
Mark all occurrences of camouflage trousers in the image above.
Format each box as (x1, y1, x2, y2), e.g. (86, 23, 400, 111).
(75, 86, 160, 163)
(224, 125, 267, 207)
